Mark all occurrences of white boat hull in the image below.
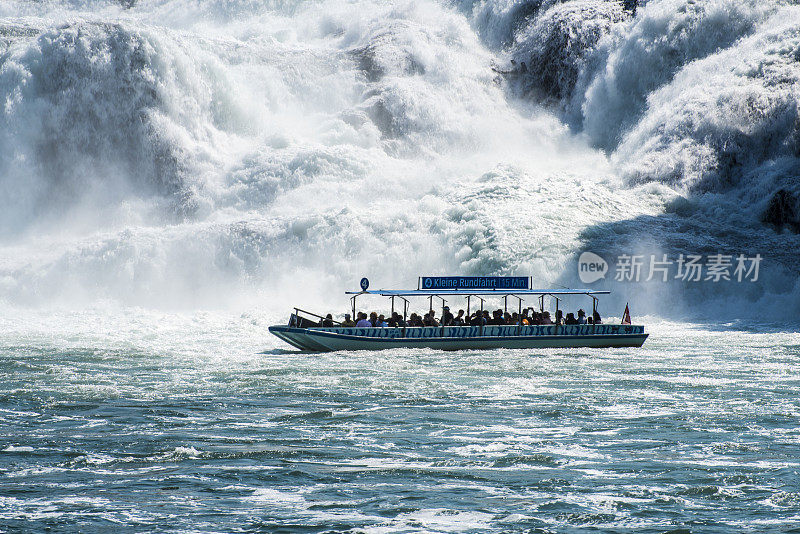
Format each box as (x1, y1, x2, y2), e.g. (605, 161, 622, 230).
(269, 324, 648, 352)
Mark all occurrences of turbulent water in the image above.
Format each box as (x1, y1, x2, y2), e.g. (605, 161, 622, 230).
(2, 314, 800, 532)
(1, 0, 800, 531)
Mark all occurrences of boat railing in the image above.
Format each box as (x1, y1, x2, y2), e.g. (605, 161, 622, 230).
(291, 308, 343, 327)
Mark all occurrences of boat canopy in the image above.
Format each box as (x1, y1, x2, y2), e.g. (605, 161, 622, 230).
(343, 277, 611, 321)
(346, 289, 609, 297)
(347, 276, 609, 297)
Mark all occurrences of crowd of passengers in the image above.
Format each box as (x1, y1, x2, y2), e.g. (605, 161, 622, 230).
(318, 307, 601, 327)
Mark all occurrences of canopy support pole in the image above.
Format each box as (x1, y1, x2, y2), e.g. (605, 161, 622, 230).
(555, 296, 560, 335)
(440, 297, 446, 335)
(479, 298, 484, 337)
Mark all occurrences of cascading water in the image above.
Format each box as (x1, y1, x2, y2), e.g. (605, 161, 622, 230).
(1, 0, 798, 317)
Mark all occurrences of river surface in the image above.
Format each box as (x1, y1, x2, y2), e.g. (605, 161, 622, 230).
(2, 311, 799, 532)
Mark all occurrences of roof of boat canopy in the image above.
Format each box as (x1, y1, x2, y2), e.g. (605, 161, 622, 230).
(345, 289, 610, 297)
(346, 277, 609, 298)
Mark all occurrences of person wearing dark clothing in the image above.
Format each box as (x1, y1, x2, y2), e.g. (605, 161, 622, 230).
(441, 307, 454, 326)
(423, 312, 439, 327)
(321, 313, 335, 327)
(490, 310, 503, 325)
(388, 312, 406, 328)
(565, 313, 578, 325)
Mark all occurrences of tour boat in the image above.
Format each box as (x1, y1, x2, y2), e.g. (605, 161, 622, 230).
(268, 276, 648, 352)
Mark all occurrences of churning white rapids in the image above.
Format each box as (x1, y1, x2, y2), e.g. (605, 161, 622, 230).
(1, 0, 799, 315)
(1, 0, 800, 531)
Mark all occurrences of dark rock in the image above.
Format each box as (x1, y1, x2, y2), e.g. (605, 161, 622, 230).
(762, 189, 800, 232)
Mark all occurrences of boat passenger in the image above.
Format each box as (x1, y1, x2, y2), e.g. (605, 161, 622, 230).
(356, 312, 372, 328)
(555, 310, 564, 325)
(423, 311, 439, 327)
(321, 313, 335, 327)
(388, 312, 405, 328)
(369, 312, 379, 327)
(593, 311, 602, 324)
(376, 314, 389, 327)
(565, 312, 578, 325)
(540, 311, 553, 325)
(577, 309, 587, 325)
(442, 306, 454, 326)
(490, 310, 503, 325)
(341, 313, 355, 327)
(453, 309, 465, 326)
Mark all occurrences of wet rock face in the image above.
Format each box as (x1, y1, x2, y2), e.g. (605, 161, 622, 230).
(762, 189, 800, 232)
(622, 0, 639, 13)
(511, 1, 626, 104)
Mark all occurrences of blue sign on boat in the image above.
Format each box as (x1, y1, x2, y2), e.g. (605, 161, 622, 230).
(360, 277, 370, 291)
(421, 276, 529, 290)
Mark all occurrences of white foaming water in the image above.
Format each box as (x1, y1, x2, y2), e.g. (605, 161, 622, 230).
(0, 0, 798, 320)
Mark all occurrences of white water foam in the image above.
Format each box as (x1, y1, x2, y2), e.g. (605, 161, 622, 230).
(0, 0, 797, 318)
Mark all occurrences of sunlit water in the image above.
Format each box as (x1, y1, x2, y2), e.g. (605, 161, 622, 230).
(2, 311, 799, 532)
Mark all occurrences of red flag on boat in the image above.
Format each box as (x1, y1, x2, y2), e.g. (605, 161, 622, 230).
(621, 303, 631, 325)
